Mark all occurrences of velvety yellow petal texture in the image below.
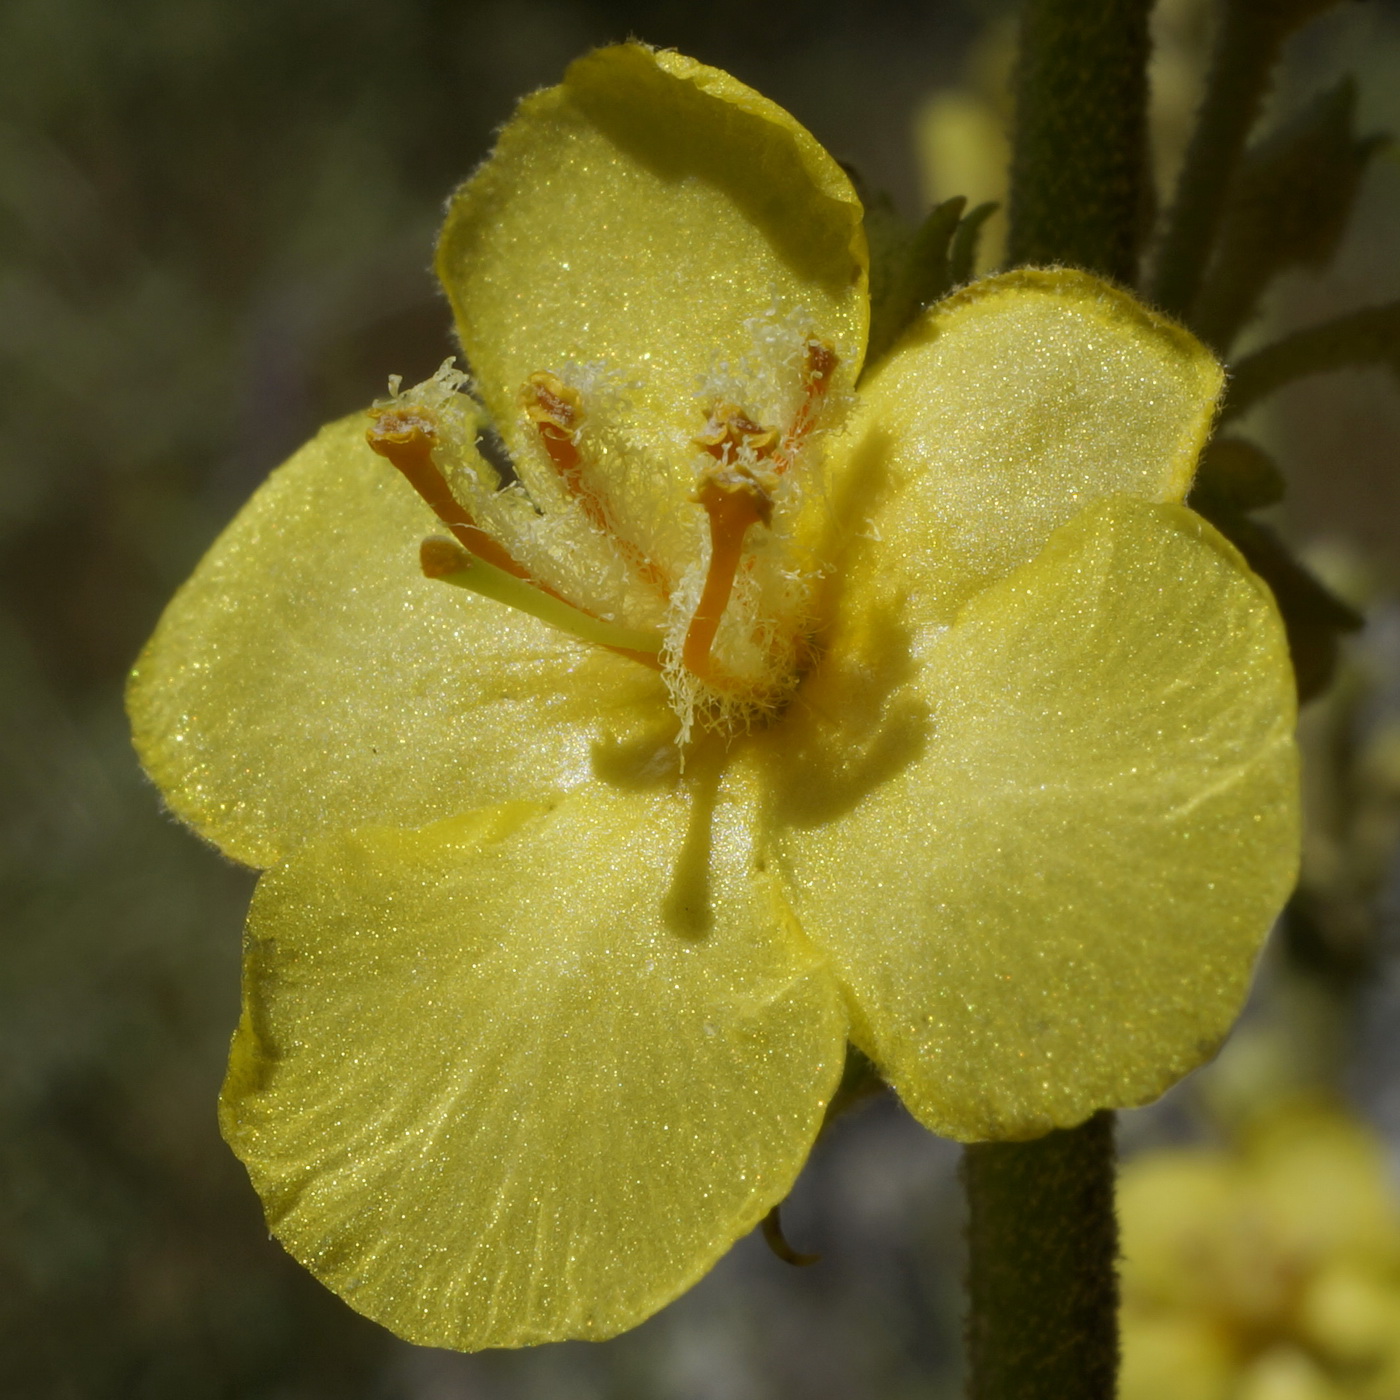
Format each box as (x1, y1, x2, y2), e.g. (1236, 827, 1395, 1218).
(833, 269, 1224, 627)
(436, 43, 868, 504)
(775, 497, 1297, 1141)
(221, 781, 846, 1349)
(127, 415, 668, 868)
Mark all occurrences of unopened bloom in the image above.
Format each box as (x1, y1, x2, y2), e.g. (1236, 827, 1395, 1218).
(1120, 1103, 1400, 1400)
(128, 45, 1298, 1350)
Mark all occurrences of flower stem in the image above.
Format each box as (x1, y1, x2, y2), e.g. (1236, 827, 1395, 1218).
(1007, 0, 1152, 286)
(962, 1113, 1119, 1400)
(974, 2, 1153, 1394)
(1220, 300, 1400, 423)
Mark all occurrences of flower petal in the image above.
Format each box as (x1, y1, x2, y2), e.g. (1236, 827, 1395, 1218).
(127, 414, 669, 868)
(831, 269, 1224, 628)
(221, 780, 846, 1349)
(775, 497, 1297, 1142)
(437, 43, 868, 517)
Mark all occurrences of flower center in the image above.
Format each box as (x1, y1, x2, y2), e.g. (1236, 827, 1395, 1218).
(366, 331, 839, 738)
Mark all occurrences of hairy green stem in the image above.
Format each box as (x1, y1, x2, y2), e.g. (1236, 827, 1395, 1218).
(1221, 300, 1400, 422)
(964, 1114, 1120, 1400)
(968, 2, 1157, 1394)
(1150, 0, 1342, 320)
(1007, 0, 1152, 284)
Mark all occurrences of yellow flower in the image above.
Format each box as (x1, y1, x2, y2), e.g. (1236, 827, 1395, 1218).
(1120, 1102, 1400, 1400)
(127, 45, 1299, 1350)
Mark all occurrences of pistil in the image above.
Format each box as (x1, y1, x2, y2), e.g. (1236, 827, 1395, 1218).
(681, 467, 774, 686)
(420, 538, 663, 664)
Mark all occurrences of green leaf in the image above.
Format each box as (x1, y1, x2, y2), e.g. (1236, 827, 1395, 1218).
(1221, 301, 1400, 422)
(864, 196, 965, 370)
(949, 201, 1000, 287)
(862, 188, 915, 371)
(864, 198, 1012, 374)
(1150, 0, 1348, 318)
(1188, 437, 1285, 514)
(1192, 79, 1387, 351)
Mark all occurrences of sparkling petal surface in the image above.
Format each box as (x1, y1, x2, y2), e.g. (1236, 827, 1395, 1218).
(220, 779, 846, 1350)
(830, 269, 1224, 629)
(127, 415, 669, 868)
(774, 497, 1298, 1142)
(436, 43, 867, 529)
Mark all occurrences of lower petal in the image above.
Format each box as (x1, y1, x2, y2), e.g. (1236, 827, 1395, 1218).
(776, 497, 1298, 1142)
(221, 779, 845, 1349)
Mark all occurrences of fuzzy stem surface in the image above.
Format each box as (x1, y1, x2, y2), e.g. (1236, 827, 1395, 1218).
(967, 2, 1156, 1394)
(1007, 0, 1152, 284)
(963, 1113, 1120, 1400)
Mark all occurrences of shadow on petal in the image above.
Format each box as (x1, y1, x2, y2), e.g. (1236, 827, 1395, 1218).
(774, 424, 932, 826)
(567, 46, 864, 298)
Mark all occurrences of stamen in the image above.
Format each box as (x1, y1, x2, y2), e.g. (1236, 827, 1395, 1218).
(681, 466, 774, 685)
(368, 404, 664, 670)
(771, 338, 837, 476)
(522, 371, 586, 491)
(420, 537, 664, 665)
(366, 408, 532, 581)
(522, 372, 672, 596)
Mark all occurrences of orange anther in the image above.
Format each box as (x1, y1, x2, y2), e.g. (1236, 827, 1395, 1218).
(694, 402, 780, 465)
(523, 371, 582, 432)
(523, 372, 584, 477)
(366, 406, 533, 582)
(772, 338, 838, 476)
(805, 339, 837, 386)
(521, 371, 673, 599)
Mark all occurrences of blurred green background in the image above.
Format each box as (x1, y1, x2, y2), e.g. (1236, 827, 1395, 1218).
(3, 2, 1399, 1396)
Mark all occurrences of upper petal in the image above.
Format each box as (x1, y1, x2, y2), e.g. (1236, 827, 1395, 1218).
(774, 497, 1298, 1142)
(436, 43, 868, 519)
(127, 414, 669, 868)
(221, 779, 846, 1349)
(829, 269, 1224, 629)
